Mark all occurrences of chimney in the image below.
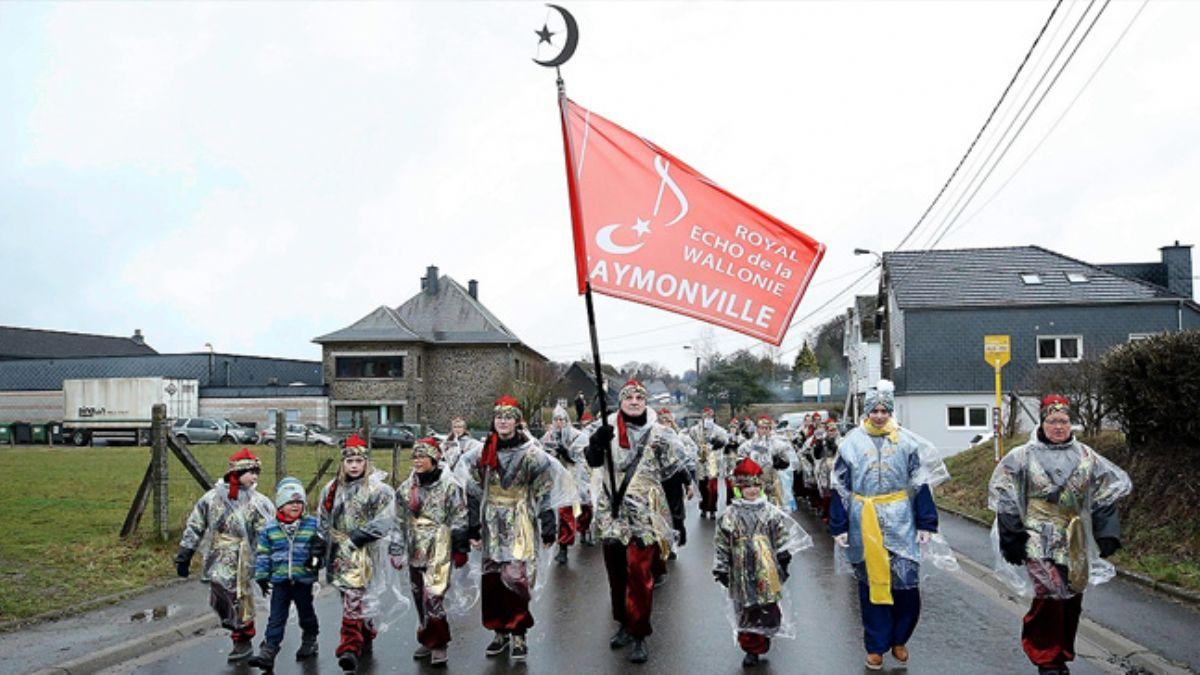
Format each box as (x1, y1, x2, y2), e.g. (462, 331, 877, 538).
(131, 329, 145, 345)
(424, 265, 440, 295)
(468, 279, 478, 300)
(1160, 241, 1193, 300)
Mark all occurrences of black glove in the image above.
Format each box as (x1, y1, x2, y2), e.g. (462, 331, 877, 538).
(257, 579, 271, 597)
(1096, 537, 1121, 559)
(713, 570, 729, 587)
(777, 551, 792, 582)
(585, 424, 615, 467)
(772, 456, 790, 470)
(997, 512, 1029, 566)
(539, 510, 557, 545)
(711, 438, 726, 451)
(174, 546, 194, 578)
(349, 528, 375, 549)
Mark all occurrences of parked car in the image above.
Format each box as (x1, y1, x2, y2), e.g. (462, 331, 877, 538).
(369, 424, 416, 449)
(172, 417, 257, 445)
(259, 423, 336, 446)
(775, 410, 832, 434)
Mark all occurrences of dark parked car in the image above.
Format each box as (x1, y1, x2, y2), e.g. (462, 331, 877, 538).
(369, 424, 416, 449)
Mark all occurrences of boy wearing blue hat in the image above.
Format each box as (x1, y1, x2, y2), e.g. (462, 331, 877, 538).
(249, 477, 324, 671)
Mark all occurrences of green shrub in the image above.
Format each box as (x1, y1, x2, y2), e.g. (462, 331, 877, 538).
(1100, 329, 1200, 447)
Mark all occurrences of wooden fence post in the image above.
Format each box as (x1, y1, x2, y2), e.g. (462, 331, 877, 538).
(275, 410, 287, 488)
(151, 403, 169, 542)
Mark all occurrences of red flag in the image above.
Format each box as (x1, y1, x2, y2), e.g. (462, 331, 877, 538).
(558, 97, 825, 346)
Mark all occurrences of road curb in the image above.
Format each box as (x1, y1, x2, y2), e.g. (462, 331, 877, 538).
(940, 504, 1200, 607)
(0, 578, 189, 634)
(952, 548, 1192, 674)
(30, 613, 218, 675)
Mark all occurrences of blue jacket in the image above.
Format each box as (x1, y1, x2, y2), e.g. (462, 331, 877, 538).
(254, 515, 322, 584)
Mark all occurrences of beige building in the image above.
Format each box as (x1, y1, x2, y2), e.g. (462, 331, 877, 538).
(313, 265, 547, 431)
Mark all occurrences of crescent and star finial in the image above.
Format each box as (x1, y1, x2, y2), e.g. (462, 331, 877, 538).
(533, 4, 578, 68)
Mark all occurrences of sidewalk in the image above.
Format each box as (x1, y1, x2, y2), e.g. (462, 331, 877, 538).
(0, 580, 212, 675)
(940, 511, 1200, 672)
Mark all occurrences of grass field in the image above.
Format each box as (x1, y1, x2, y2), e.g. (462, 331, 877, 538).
(935, 432, 1200, 592)
(0, 443, 412, 622)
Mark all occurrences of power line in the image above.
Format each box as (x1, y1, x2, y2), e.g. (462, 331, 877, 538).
(891, 0, 1065, 252)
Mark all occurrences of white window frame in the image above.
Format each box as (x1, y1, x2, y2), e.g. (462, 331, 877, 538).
(1065, 272, 1089, 284)
(1020, 273, 1042, 285)
(1037, 335, 1083, 363)
(946, 404, 989, 430)
(1128, 332, 1160, 342)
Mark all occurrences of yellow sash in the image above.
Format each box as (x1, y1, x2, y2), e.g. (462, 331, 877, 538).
(1028, 498, 1089, 592)
(855, 490, 908, 605)
(413, 516, 453, 595)
(489, 485, 535, 561)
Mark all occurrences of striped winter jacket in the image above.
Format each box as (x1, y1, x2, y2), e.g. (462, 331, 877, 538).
(254, 515, 322, 584)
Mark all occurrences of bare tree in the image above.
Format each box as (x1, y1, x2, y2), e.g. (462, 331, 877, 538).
(502, 361, 563, 425)
(1033, 358, 1108, 437)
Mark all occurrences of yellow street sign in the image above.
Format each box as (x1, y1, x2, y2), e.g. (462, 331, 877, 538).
(984, 335, 1011, 368)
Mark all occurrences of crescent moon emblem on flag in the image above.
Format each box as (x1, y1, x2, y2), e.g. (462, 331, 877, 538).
(595, 224, 645, 255)
(533, 4, 579, 68)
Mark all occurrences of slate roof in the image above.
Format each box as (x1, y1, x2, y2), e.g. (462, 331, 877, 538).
(883, 246, 1188, 310)
(0, 353, 323, 392)
(313, 273, 544, 358)
(0, 325, 157, 360)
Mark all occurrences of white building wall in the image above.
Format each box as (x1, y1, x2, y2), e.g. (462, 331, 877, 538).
(0, 391, 62, 423)
(895, 392, 1042, 458)
(199, 396, 328, 428)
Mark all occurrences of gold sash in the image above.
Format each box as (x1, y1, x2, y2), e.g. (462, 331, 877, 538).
(752, 534, 783, 596)
(854, 490, 908, 605)
(331, 529, 374, 589)
(489, 485, 534, 561)
(413, 516, 453, 595)
(1028, 498, 1089, 592)
(213, 532, 255, 623)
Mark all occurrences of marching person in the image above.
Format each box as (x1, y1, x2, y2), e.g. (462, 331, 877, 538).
(989, 395, 1131, 675)
(688, 407, 730, 519)
(174, 448, 274, 663)
(713, 457, 812, 667)
(813, 419, 840, 523)
(441, 416, 482, 473)
(656, 407, 698, 550)
(829, 380, 947, 671)
(574, 391, 587, 422)
(722, 417, 743, 508)
(735, 414, 793, 508)
(249, 477, 323, 670)
(317, 434, 396, 674)
(459, 395, 562, 663)
(580, 380, 684, 664)
(390, 437, 470, 668)
(541, 404, 592, 565)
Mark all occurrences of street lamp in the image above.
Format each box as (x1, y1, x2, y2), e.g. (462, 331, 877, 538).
(682, 345, 700, 378)
(204, 342, 214, 384)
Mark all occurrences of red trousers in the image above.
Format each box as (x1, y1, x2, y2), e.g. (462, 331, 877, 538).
(558, 504, 594, 545)
(736, 604, 781, 655)
(698, 478, 719, 513)
(410, 567, 451, 649)
(603, 540, 657, 638)
(1022, 594, 1083, 668)
(336, 617, 376, 656)
(230, 621, 255, 644)
(481, 565, 534, 634)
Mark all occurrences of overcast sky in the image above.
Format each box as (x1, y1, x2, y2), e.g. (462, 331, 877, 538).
(1, 1, 1195, 374)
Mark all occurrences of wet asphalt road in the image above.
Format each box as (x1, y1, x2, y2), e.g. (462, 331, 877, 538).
(108, 503, 1122, 675)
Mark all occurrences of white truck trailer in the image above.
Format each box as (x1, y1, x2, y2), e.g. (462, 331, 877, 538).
(62, 377, 199, 446)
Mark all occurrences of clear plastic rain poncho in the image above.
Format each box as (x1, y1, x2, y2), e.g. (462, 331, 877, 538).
(686, 419, 729, 481)
(713, 495, 812, 639)
(180, 479, 276, 629)
(988, 436, 1131, 599)
(572, 409, 683, 552)
(389, 464, 478, 630)
(455, 433, 572, 598)
(441, 433, 483, 474)
(831, 421, 958, 589)
(317, 468, 399, 624)
(541, 422, 591, 512)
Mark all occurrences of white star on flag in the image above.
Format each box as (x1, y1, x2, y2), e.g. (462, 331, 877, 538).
(632, 217, 651, 237)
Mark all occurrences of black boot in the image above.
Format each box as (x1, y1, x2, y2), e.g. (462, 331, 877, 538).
(248, 643, 278, 671)
(629, 639, 649, 664)
(742, 652, 761, 667)
(609, 627, 633, 649)
(295, 632, 318, 661)
(556, 544, 569, 565)
(228, 640, 253, 663)
(510, 634, 528, 662)
(337, 651, 358, 673)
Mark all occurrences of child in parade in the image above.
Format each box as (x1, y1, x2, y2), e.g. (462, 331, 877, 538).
(174, 448, 275, 663)
(249, 477, 323, 670)
(541, 404, 592, 564)
(390, 437, 470, 668)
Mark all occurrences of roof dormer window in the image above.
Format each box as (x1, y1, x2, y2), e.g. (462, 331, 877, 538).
(1065, 272, 1088, 283)
(1019, 273, 1042, 285)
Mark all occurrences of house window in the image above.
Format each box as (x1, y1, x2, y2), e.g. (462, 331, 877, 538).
(1129, 332, 1160, 342)
(1037, 336, 1082, 363)
(417, 354, 423, 379)
(335, 355, 404, 379)
(335, 406, 381, 430)
(286, 409, 300, 422)
(1020, 273, 1042, 285)
(1065, 272, 1089, 284)
(947, 405, 988, 429)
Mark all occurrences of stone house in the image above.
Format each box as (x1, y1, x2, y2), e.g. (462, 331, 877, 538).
(313, 265, 548, 431)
